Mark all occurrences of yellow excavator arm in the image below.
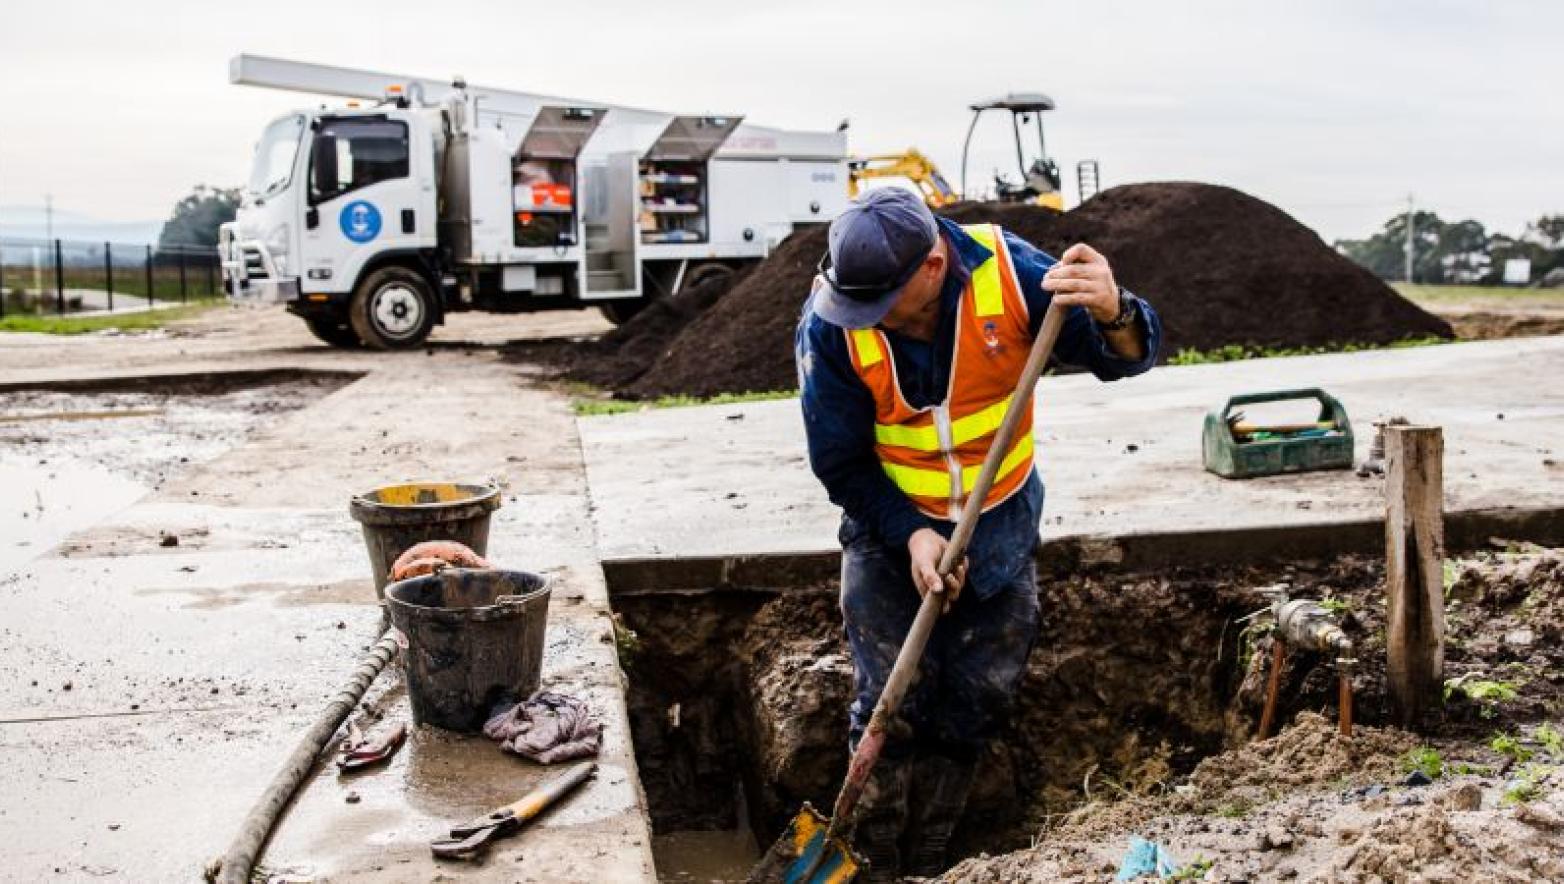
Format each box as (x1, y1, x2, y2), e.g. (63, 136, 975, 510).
(847, 150, 960, 208)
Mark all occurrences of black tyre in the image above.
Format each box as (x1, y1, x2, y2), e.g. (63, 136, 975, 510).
(304, 317, 362, 349)
(349, 266, 436, 350)
(597, 299, 646, 326)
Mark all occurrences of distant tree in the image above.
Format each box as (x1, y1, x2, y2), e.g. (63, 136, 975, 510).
(158, 185, 241, 249)
(1335, 210, 1446, 282)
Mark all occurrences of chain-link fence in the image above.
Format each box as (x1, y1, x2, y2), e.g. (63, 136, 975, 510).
(0, 238, 221, 318)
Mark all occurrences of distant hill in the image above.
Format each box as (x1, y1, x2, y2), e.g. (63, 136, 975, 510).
(0, 205, 163, 247)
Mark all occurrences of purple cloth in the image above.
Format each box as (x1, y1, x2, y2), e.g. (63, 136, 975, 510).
(483, 691, 602, 763)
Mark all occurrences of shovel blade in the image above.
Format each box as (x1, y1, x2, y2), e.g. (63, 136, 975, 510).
(749, 803, 860, 884)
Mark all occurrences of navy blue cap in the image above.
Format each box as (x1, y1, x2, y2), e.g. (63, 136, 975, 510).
(813, 188, 939, 329)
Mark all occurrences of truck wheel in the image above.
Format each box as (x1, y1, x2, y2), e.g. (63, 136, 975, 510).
(304, 317, 362, 349)
(349, 267, 436, 350)
(597, 300, 646, 326)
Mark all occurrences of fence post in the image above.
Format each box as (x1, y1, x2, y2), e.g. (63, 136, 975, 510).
(178, 247, 188, 302)
(105, 241, 114, 312)
(54, 238, 65, 315)
(1385, 425, 1446, 729)
(146, 245, 155, 307)
(206, 252, 216, 297)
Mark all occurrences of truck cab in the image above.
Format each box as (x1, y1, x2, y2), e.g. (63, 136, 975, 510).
(223, 103, 442, 348)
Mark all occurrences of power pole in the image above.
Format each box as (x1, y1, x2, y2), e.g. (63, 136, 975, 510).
(1403, 194, 1415, 284)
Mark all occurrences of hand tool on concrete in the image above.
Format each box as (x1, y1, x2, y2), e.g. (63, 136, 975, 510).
(430, 761, 597, 860)
(336, 720, 407, 771)
(206, 632, 400, 884)
(755, 301, 1068, 884)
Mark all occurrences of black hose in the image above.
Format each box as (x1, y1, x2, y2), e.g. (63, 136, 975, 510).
(205, 633, 400, 883)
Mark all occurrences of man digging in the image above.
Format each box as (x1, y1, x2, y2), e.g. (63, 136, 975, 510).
(795, 189, 1162, 880)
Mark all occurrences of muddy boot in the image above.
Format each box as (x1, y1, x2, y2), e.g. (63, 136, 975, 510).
(853, 758, 912, 884)
(904, 754, 977, 877)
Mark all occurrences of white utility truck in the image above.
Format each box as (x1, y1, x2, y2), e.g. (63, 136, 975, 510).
(220, 55, 849, 349)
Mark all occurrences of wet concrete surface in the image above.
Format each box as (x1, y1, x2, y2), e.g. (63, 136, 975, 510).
(580, 336, 1564, 567)
(0, 307, 652, 882)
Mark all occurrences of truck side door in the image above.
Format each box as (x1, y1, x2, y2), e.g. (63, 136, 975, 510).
(298, 115, 434, 295)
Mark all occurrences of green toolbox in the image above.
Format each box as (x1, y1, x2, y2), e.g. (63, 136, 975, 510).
(1202, 388, 1354, 479)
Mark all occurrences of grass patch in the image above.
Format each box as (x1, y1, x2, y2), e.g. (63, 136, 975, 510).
(0, 301, 221, 335)
(1393, 282, 1563, 304)
(572, 389, 797, 416)
(1501, 764, 1550, 806)
(1169, 336, 1445, 366)
(1400, 746, 1445, 780)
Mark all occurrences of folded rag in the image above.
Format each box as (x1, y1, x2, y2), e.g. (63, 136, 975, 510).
(483, 691, 603, 764)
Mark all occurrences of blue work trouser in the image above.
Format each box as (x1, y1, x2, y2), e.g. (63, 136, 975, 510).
(839, 533, 1041, 763)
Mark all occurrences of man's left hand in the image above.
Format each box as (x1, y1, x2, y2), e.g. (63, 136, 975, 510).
(1042, 243, 1120, 323)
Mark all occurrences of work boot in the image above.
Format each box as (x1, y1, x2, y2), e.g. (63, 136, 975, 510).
(852, 758, 912, 884)
(904, 754, 978, 877)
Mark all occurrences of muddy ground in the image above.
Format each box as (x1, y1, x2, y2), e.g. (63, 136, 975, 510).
(618, 546, 1564, 881)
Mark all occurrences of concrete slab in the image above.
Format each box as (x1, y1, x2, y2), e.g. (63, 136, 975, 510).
(0, 333, 653, 881)
(580, 336, 1564, 578)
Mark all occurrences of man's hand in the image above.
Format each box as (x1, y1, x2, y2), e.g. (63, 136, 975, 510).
(908, 527, 968, 614)
(1042, 243, 1120, 323)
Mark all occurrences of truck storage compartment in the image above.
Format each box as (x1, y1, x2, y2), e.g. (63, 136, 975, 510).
(512, 106, 604, 248)
(638, 116, 742, 245)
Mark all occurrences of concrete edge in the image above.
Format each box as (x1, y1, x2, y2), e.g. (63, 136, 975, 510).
(0, 367, 365, 396)
(603, 505, 1564, 595)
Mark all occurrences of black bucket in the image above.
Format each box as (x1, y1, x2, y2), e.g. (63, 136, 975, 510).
(385, 568, 552, 733)
(349, 482, 502, 598)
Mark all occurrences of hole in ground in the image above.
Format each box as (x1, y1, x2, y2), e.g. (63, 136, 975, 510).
(616, 564, 1281, 881)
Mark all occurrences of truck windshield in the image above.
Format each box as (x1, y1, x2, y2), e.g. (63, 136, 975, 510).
(248, 115, 306, 199)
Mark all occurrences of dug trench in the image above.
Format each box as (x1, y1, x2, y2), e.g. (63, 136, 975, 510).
(613, 549, 1564, 881)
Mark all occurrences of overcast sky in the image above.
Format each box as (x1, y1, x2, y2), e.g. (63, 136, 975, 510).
(0, 0, 1557, 241)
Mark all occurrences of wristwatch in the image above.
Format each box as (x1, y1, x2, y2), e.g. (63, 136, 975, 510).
(1097, 287, 1139, 331)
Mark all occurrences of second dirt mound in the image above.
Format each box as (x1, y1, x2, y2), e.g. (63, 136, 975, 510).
(618, 182, 1452, 399)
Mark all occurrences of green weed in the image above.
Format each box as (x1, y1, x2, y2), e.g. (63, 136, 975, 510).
(1536, 723, 1563, 758)
(1400, 746, 1445, 780)
(1501, 765, 1549, 806)
(1168, 336, 1445, 366)
(1491, 733, 1533, 763)
(572, 388, 797, 416)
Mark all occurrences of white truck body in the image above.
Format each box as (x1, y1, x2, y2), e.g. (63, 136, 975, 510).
(220, 55, 848, 347)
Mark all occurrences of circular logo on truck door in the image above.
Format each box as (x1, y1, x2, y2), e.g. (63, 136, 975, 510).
(339, 201, 382, 243)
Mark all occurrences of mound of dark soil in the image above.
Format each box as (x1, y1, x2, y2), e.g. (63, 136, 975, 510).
(616, 182, 1452, 399)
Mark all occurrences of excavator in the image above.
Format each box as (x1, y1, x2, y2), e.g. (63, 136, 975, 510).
(846, 149, 959, 207)
(847, 92, 1078, 211)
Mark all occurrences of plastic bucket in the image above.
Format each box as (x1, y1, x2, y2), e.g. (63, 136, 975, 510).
(349, 482, 502, 597)
(385, 568, 552, 733)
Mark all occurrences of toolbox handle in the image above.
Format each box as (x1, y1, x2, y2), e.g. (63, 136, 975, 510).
(1220, 388, 1349, 426)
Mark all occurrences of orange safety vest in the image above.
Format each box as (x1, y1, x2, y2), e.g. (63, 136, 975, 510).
(844, 224, 1036, 521)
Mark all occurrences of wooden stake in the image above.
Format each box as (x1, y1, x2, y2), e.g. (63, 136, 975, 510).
(1384, 425, 1445, 728)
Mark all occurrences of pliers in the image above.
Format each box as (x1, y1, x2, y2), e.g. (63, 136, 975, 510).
(430, 761, 596, 860)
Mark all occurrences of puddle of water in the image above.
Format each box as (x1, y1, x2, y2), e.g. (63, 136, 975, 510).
(653, 828, 760, 883)
(0, 457, 147, 576)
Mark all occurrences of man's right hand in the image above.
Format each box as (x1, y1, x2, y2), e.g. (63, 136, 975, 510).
(908, 527, 968, 614)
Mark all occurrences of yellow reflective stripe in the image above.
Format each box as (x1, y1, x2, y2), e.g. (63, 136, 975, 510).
(880, 460, 953, 498)
(875, 397, 1011, 452)
(963, 224, 1004, 317)
(851, 328, 883, 368)
(950, 397, 1009, 446)
(880, 432, 1035, 499)
(875, 421, 938, 450)
(962, 432, 1034, 493)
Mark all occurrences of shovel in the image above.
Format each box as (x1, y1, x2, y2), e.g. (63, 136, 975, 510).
(752, 301, 1067, 883)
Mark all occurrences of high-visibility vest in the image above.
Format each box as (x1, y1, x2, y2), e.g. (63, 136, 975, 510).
(843, 224, 1036, 521)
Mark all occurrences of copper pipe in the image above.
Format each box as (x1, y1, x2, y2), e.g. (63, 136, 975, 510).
(1338, 669, 1354, 738)
(1257, 639, 1285, 740)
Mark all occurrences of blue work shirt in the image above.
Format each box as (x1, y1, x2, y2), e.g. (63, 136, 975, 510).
(795, 217, 1163, 599)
